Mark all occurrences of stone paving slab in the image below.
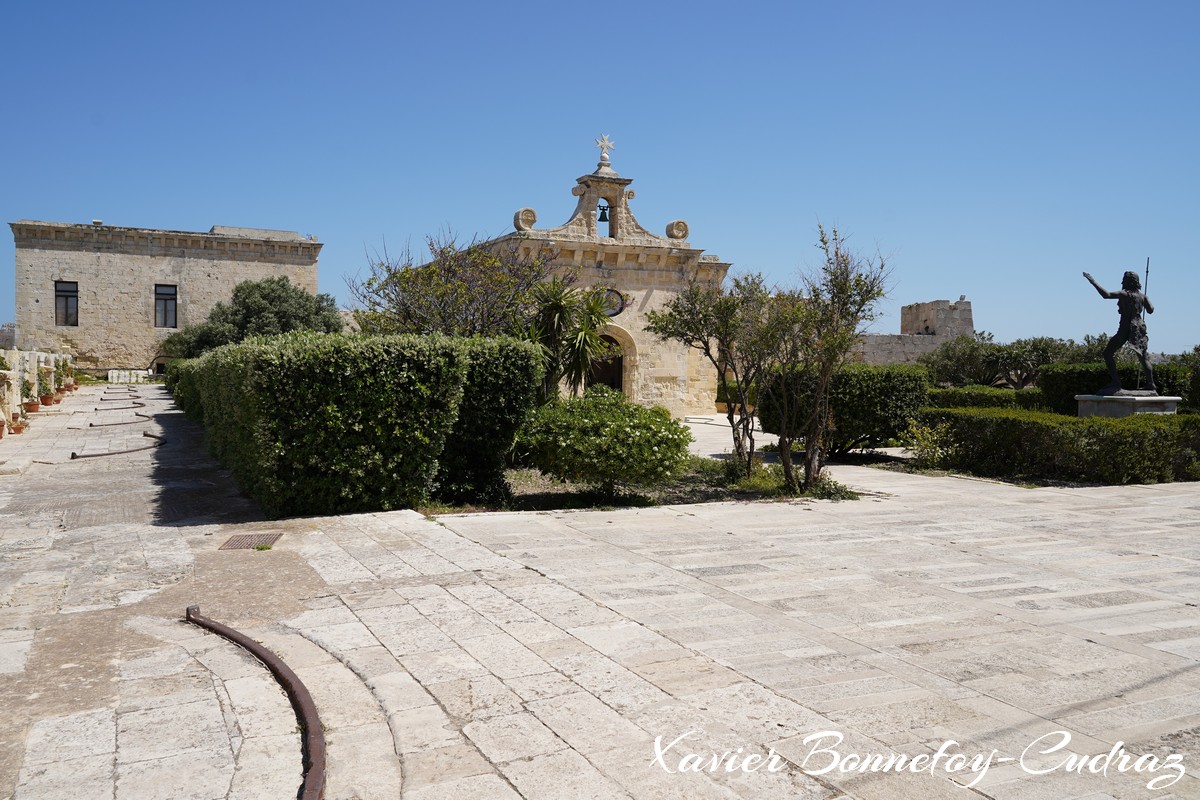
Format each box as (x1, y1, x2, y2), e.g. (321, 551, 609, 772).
(1, 388, 1199, 798)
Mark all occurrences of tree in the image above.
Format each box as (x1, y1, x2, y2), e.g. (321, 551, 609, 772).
(988, 336, 1072, 389)
(349, 236, 614, 402)
(163, 276, 343, 359)
(645, 273, 776, 475)
(769, 226, 888, 490)
(918, 331, 998, 387)
(527, 276, 616, 405)
(349, 236, 555, 337)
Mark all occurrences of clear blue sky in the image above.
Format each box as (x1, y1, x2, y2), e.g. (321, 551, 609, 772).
(2, 1, 1197, 352)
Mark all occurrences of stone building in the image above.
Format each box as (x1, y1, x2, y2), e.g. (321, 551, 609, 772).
(856, 297, 975, 364)
(10, 221, 322, 371)
(487, 140, 731, 416)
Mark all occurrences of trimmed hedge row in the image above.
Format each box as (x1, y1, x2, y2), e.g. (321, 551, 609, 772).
(1040, 362, 1192, 415)
(916, 407, 1200, 484)
(759, 364, 929, 452)
(436, 337, 543, 504)
(167, 333, 541, 517)
(925, 385, 1046, 410)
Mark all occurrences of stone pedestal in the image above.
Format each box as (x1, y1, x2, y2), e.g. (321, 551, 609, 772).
(1075, 395, 1182, 418)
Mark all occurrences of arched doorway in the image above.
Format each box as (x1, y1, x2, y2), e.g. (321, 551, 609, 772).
(588, 335, 623, 393)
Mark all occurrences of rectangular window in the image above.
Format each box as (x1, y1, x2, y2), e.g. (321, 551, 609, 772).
(55, 281, 78, 327)
(155, 284, 177, 328)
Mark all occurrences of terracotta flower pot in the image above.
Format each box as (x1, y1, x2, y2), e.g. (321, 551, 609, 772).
(22, 401, 40, 414)
(11, 424, 26, 434)
(39, 395, 54, 407)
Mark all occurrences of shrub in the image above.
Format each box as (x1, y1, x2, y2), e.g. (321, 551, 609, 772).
(926, 385, 1046, 410)
(715, 379, 758, 408)
(176, 333, 470, 517)
(435, 337, 543, 504)
(0, 356, 9, 370)
(520, 386, 692, 495)
(165, 358, 205, 421)
(1039, 363, 1192, 415)
(915, 407, 1200, 484)
(759, 364, 929, 453)
(918, 332, 998, 387)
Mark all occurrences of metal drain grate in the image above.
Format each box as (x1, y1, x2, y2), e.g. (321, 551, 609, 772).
(219, 533, 282, 550)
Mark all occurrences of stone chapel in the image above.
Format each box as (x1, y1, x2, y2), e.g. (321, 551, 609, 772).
(487, 138, 730, 416)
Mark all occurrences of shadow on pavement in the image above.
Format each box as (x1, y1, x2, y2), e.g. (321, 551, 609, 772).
(147, 391, 266, 528)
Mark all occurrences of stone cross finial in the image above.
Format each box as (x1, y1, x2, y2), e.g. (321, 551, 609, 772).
(595, 134, 615, 162)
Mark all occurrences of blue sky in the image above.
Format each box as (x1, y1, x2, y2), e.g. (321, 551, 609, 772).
(2, 1, 1197, 352)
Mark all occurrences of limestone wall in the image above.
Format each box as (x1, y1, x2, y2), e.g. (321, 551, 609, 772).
(857, 298, 974, 365)
(11, 221, 321, 370)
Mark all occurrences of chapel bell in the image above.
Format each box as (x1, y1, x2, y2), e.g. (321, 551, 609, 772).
(597, 203, 610, 223)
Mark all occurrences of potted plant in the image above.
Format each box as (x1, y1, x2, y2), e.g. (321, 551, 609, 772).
(10, 414, 27, 434)
(21, 379, 40, 414)
(38, 373, 53, 407)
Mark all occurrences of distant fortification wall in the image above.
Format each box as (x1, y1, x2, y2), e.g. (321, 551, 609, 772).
(856, 297, 974, 364)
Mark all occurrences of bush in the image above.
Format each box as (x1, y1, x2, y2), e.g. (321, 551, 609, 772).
(759, 364, 929, 453)
(1039, 362, 1192, 415)
(914, 407, 1200, 484)
(173, 333, 470, 517)
(435, 337, 543, 504)
(165, 358, 205, 421)
(918, 333, 998, 387)
(715, 379, 758, 408)
(926, 385, 1046, 410)
(519, 386, 692, 495)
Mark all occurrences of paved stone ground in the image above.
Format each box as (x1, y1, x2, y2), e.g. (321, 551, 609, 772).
(2, 386, 1199, 799)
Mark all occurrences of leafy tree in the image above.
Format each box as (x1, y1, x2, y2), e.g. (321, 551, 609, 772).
(1059, 332, 1139, 365)
(989, 336, 1072, 389)
(349, 237, 554, 337)
(646, 273, 776, 475)
(918, 332, 998, 387)
(349, 236, 612, 402)
(766, 226, 888, 490)
(164, 276, 342, 358)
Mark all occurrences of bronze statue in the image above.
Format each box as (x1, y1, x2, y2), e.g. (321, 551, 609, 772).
(1083, 270, 1155, 395)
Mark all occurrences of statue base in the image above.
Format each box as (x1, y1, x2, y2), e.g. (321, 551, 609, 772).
(1075, 395, 1182, 418)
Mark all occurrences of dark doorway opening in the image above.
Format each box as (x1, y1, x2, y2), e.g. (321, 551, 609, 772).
(588, 335, 623, 393)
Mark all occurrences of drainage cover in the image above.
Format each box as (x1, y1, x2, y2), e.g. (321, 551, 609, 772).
(219, 533, 282, 550)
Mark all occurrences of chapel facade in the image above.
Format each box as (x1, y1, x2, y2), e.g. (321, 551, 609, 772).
(488, 140, 731, 416)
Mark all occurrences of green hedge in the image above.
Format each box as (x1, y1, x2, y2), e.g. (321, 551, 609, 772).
(519, 386, 692, 495)
(169, 334, 462, 516)
(916, 407, 1200, 484)
(716, 379, 758, 407)
(436, 337, 543, 504)
(926, 385, 1046, 410)
(165, 358, 204, 421)
(168, 333, 542, 516)
(759, 364, 929, 452)
(1040, 362, 1192, 415)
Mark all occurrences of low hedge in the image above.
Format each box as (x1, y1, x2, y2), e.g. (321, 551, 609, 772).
(759, 364, 929, 452)
(915, 407, 1200, 484)
(435, 337, 543, 504)
(925, 385, 1046, 410)
(519, 386, 692, 495)
(1040, 362, 1192, 415)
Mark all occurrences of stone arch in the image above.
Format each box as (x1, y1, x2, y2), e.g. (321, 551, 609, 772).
(592, 323, 638, 400)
